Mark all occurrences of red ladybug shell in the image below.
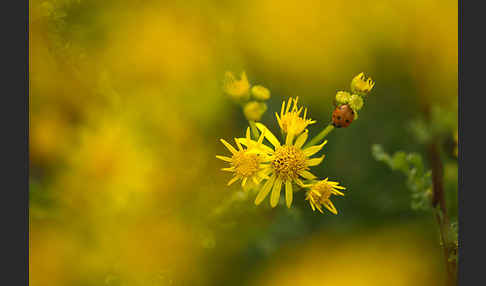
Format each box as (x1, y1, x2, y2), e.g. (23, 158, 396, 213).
(332, 104, 354, 128)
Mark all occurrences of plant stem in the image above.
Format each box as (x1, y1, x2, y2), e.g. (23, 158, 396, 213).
(248, 120, 260, 140)
(428, 141, 457, 286)
(304, 124, 334, 148)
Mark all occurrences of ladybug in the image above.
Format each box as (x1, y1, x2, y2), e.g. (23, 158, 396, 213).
(332, 104, 354, 128)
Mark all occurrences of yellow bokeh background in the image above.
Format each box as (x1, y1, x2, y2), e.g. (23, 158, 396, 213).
(29, 0, 457, 285)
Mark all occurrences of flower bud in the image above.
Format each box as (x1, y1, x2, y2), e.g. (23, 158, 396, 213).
(251, 85, 271, 101)
(223, 71, 250, 102)
(349, 94, 364, 111)
(335, 91, 352, 104)
(350, 72, 375, 95)
(243, 101, 267, 121)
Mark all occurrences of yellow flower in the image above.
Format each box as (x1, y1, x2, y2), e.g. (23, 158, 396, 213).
(243, 101, 268, 121)
(350, 72, 375, 95)
(304, 178, 346, 214)
(335, 91, 352, 105)
(349, 94, 364, 112)
(223, 71, 251, 101)
(247, 123, 326, 208)
(276, 97, 316, 137)
(216, 130, 271, 188)
(237, 127, 274, 156)
(251, 85, 271, 101)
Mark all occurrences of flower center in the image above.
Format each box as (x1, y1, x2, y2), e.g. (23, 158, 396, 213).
(271, 145, 307, 180)
(232, 151, 260, 177)
(312, 182, 333, 202)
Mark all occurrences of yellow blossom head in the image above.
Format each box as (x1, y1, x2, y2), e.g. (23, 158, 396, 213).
(223, 71, 250, 102)
(216, 132, 270, 188)
(304, 178, 345, 214)
(349, 94, 364, 112)
(276, 97, 316, 136)
(251, 85, 271, 101)
(351, 72, 375, 95)
(252, 123, 327, 208)
(335, 91, 352, 105)
(243, 101, 267, 121)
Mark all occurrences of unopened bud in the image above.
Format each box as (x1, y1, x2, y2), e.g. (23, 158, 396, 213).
(223, 71, 251, 102)
(243, 101, 267, 121)
(350, 72, 375, 95)
(349, 94, 364, 111)
(251, 85, 271, 101)
(335, 91, 352, 104)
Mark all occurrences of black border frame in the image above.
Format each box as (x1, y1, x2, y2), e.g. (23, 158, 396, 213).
(2, 0, 29, 284)
(4, 0, 476, 284)
(458, 0, 485, 285)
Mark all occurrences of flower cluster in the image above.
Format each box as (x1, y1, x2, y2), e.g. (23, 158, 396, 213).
(334, 72, 375, 121)
(217, 96, 346, 214)
(222, 71, 271, 121)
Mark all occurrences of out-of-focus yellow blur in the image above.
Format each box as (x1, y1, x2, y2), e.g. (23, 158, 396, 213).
(251, 226, 445, 286)
(29, 0, 457, 285)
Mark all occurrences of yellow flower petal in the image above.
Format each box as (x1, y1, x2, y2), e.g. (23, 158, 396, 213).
(324, 201, 338, 215)
(256, 123, 281, 148)
(307, 155, 325, 166)
(235, 138, 243, 151)
(294, 130, 308, 148)
(216, 155, 233, 162)
(227, 176, 240, 186)
(303, 140, 327, 156)
(220, 139, 237, 154)
(270, 178, 283, 208)
(285, 181, 293, 208)
(331, 189, 345, 196)
(285, 131, 295, 145)
(299, 170, 317, 180)
(255, 175, 275, 205)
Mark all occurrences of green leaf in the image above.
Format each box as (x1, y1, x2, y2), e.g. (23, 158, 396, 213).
(371, 145, 433, 212)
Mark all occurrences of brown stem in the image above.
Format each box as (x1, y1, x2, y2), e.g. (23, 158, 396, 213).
(428, 141, 456, 286)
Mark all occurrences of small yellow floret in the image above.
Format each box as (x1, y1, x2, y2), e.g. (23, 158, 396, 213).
(335, 91, 352, 104)
(276, 97, 316, 136)
(351, 72, 375, 95)
(217, 134, 270, 188)
(304, 178, 346, 215)
(349, 94, 364, 112)
(223, 71, 251, 101)
(251, 85, 271, 101)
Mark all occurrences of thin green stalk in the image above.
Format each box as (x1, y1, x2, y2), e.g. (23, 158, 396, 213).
(248, 120, 260, 140)
(304, 124, 334, 148)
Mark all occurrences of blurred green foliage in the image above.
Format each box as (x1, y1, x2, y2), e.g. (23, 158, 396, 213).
(371, 144, 432, 211)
